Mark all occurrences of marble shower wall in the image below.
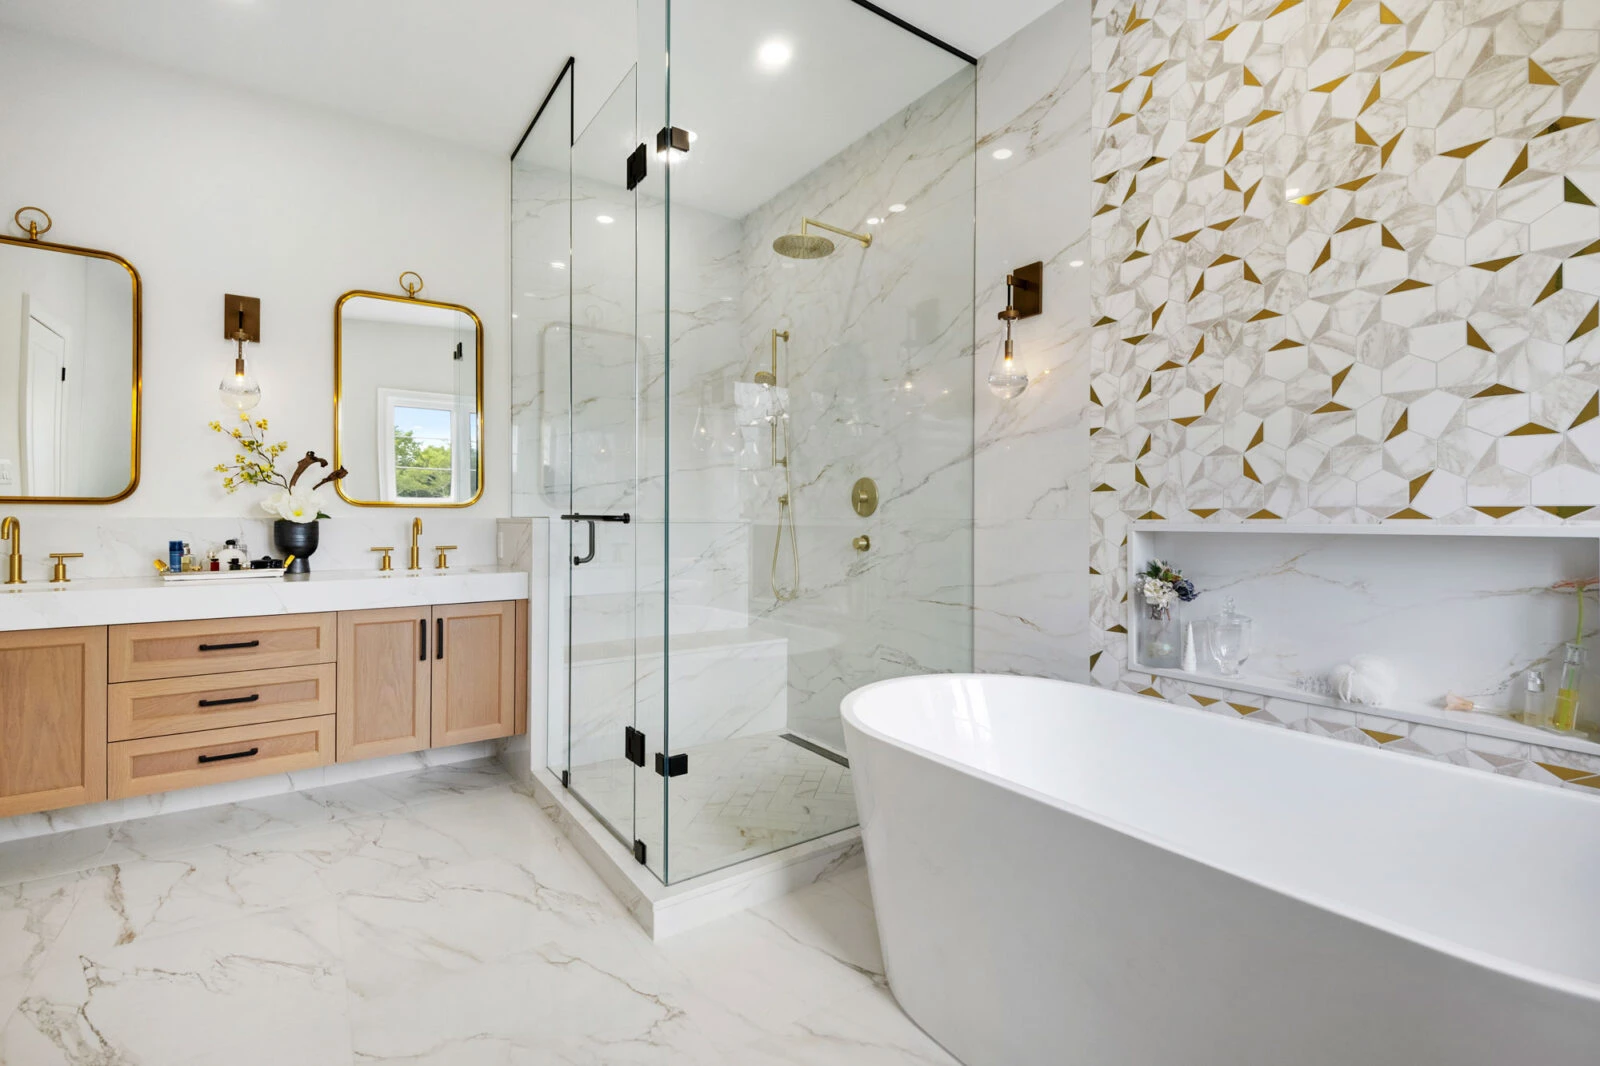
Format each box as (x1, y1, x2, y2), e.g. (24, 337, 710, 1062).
(1083, 0, 1600, 781)
(973, 0, 1096, 682)
(734, 69, 978, 749)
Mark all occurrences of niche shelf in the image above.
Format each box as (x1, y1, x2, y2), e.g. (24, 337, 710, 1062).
(1127, 522, 1600, 759)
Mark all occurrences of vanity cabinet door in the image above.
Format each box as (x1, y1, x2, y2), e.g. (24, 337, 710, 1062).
(336, 608, 431, 762)
(431, 601, 516, 747)
(0, 626, 107, 817)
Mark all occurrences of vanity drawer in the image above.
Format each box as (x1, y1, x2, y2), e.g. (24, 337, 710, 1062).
(109, 614, 337, 682)
(107, 716, 335, 799)
(108, 663, 337, 741)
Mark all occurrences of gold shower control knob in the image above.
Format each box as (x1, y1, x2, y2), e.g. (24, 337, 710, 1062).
(853, 535, 871, 553)
(851, 477, 879, 517)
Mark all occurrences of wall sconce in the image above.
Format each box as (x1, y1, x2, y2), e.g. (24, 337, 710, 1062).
(218, 293, 262, 411)
(987, 261, 1042, 399)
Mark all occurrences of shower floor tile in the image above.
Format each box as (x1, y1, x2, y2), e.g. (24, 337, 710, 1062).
(568, 731, 858, 881)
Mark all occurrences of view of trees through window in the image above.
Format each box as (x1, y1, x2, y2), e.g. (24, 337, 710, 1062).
(394, 406, 453, 499)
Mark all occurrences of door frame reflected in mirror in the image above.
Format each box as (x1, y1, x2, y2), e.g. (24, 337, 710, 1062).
(0, 232, 142, 504)
(332, 288, 485, 508)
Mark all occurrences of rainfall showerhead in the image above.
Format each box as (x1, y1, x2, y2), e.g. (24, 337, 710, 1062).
(773, 233, 836, 259)
(772, 217, 872, 259)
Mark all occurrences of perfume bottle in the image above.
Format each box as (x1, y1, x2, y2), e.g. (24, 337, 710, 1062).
(1553, 643, 1585, 732)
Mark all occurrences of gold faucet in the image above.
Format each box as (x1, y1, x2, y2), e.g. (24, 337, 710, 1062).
(1, 517, 22, 585)
(409, 517, 423, 571)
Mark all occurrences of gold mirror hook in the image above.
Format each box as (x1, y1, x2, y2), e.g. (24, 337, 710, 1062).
(13, 206, 52, 241)
(398, 271, 424, 299)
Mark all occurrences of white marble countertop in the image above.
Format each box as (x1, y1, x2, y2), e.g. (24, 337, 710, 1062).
(0, 567, 530, 632)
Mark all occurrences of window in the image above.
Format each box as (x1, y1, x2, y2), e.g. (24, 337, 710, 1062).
(379, 389, 474, 503)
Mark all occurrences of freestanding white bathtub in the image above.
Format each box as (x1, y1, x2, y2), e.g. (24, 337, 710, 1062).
(841, 675, 1600, 1066)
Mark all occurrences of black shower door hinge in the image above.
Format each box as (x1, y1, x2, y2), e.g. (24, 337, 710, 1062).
(560, 769, 570, 789)
(656, 126, 690, 156)
(654, 752, 688, 778)
(633, 839, 647, 865)
(626, 143, 647, 191)
(624, 726, 646, 767)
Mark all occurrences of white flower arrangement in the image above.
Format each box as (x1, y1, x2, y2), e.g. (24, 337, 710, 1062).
(1140, 559, 1199, 619)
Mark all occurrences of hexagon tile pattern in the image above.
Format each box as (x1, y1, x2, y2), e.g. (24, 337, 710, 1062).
(1088, 0, 1600, 779)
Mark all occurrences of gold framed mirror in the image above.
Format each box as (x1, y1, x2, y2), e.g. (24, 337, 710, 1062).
(0, 207, 141, 503)
(333, 276, 484, 508)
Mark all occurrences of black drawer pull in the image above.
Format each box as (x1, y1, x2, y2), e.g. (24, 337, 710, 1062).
(198, 747, 259, 764)
(197, 694, 261, 708)
(436, 617, 444, 660)
(420, 619, 428, 661)
(197, 639, 260, 653)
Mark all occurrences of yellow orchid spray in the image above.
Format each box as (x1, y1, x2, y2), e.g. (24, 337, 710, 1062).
(208, 410, 347, 522)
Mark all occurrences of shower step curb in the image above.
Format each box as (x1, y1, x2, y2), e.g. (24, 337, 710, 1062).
(526, 767, 862, 940)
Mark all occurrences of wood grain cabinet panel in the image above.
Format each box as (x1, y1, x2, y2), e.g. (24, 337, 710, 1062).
(0, 626, 107, 818)
(108, 716, 334, 799)
(336, 607, 431, 762)
(431, 601, 517, 747)
(109, 614, 336, 682)
(108, 663, 336, 741)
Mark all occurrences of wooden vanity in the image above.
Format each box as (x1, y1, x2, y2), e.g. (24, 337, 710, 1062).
(0, 597, 528, 817)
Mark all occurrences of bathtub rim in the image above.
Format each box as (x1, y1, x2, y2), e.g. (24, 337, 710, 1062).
(840, 673, 1600, 1007)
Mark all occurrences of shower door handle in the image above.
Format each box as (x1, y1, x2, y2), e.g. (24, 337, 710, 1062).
(561, 513, 631, 567)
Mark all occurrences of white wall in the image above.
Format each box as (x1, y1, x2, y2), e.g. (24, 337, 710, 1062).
(972, 0, 1093, 682)
(0, 29, 509, 522)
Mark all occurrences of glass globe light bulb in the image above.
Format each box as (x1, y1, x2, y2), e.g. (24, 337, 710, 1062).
(219, 353, 261, 411)
(987, 334, 1028, 400)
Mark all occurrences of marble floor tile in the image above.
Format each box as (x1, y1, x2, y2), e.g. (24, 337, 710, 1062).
(0, 762, 950, 1065)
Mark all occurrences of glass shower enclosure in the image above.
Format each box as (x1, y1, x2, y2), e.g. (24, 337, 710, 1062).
(514, 0, 976, 884)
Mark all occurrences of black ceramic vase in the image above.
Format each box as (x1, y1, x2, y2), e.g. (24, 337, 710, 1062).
(273, 519, 319, 575)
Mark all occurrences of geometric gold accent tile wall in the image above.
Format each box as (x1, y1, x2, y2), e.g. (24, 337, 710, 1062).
(1089, 0, 1600, 694)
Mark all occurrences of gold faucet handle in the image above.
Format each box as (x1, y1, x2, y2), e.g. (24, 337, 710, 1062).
(370, 547, 395, 572)
(433, 545, 458, 570)
(49, 552, 84, 583)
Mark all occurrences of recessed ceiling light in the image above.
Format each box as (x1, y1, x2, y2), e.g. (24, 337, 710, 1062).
(1069, 259, 1084, 267)
(866, 217, 882, 226)
(888, 203, 906, 213)
(550, 262, 566, 270)
(992, 148, 1013, 160)
(512, 313, 519, 319)
(757, 39, 793, 71)
(1285, 187, 1300, 199)
(596, 215, 614, 224)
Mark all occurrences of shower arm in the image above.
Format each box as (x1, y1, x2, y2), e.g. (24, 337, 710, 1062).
(800, 218, 872, 249)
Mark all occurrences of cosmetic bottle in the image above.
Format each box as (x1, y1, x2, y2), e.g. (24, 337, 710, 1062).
(216, 539, 249, 571)
(181, 542, 198, 573)
(168, 541, 183, 573)
(1521, 670, 1546, 727)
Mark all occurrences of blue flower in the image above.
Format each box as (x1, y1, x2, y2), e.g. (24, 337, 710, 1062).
(1173, 578, 1198, 602)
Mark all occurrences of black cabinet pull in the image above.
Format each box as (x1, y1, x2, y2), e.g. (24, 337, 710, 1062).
(420, 619, 428, 661)
(197, 694, 261, 708)
(197, 639, 260, 653)
(436, 617, 444, 660)
(198, 747, 259, 764)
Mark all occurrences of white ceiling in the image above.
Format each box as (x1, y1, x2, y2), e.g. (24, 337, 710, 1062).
(0, 0, 1060, 156)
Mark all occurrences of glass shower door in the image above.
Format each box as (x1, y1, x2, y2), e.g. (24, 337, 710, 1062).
(565, 69, 642, 854)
